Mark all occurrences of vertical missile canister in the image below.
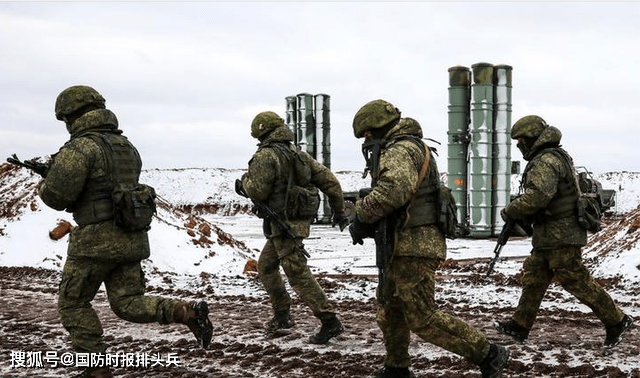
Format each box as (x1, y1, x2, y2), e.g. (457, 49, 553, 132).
(315, 94, 331, 169)
(469, 63, 494, 238)
(447, 66, 471, 227)
(285, 96, 298, 145)
(315, 94, 332, 222)
(296, 93, 316, 158)
(492, 65, 513, 235)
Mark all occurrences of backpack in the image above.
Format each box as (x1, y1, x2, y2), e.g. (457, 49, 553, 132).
(436, 183, 464, 239)
(547, 148, 604, 233)
(574, 171, 606, 233)
(87, 132, 157, 232)
(269, 142, 320, 220)
(285, 184, 320, 219)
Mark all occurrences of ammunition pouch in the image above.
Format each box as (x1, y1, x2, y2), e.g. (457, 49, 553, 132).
(112, 183, 156, 232)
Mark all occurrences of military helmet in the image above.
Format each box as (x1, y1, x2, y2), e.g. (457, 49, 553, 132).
(511, 115, 548, 139)
(352, 99, 401, 138)
(251, 111, 285, 139)
(55, 85, 106, 121)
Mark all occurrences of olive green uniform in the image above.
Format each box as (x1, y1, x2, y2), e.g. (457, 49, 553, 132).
(39, 108, 182, 354)
(241, 125, 345, 321)
(355, 118, 491, 368)
(502, 125, 624, 330)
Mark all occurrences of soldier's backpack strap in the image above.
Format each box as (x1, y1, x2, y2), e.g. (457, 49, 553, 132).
(399, 140, 431, 228)
(386, 135, 437, 229)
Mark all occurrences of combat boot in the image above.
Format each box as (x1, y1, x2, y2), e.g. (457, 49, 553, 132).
(266, 309, 295, 334)
(493, 319, 529, 342)
(604, 314, 634, 348)
(174, 301, 213, 349)
(309, 313, 343, 344)
(373, 365, 415, 378)
(479, 344, 510, 378)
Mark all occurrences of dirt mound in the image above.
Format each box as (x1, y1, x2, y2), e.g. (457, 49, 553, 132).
(587, 205, 640, 258)
(0, 162, 41, 219)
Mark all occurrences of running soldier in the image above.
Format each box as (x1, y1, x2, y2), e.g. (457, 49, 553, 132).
(38, 85, 213, 378)
(494, 115, 634, 347)
(349, 99, 509, 378)
(238, 111, 348, 344)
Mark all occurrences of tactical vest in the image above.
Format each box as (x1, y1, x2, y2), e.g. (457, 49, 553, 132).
(522, 147, 578, 221)
(71, 132, 142, 226)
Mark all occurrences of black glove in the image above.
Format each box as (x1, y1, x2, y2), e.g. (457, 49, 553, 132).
(348, 217, 376, 245)
(332, 211, 349, 232)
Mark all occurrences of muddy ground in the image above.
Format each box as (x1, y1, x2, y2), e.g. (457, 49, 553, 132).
(0, 264, 638, 378)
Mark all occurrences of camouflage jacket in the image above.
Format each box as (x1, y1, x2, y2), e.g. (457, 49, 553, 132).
(503, 126, 587, 249)
(355, 118, 446, 259)
(242, 125, 345, 238)
(39, 109, 150, 261)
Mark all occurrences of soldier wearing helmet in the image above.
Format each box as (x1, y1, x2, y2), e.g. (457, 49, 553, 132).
(349, 99, 509, 378)
(39, 85, 213, 378)
(238, 111, 348, 344)
(495, 115, 633, 348)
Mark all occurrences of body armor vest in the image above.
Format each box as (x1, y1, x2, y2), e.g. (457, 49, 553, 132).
(71, 132, 142, 226)
(374, 135, 439, 229)
(522, 147, 578, 222)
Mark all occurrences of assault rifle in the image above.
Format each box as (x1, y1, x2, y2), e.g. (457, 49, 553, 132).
(349, 187, 393, 299)
(235, 179, 310, 258)
(486, 220, 515, 277)
(6, 154, 49, 178)
(352, 139, 394, 303)
(374, 216, 393, 302)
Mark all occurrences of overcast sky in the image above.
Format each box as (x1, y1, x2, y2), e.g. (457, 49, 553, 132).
(1, 2, 639, 175)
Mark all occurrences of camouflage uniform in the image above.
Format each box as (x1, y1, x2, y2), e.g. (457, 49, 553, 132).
(241, 120, 346, 328)
(39, 87, 210, 358)
(354, 116, 491, 368)
(501, 118, 625, 332)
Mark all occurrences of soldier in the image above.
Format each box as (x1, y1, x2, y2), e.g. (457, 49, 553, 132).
(494, 115, 634, 347)
(238, 111, 348, 344)
(38, 85, 213, 378)
(348, 99, 509, 378)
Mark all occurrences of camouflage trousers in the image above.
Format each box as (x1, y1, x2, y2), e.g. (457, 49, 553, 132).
(258, 236, 334, 319)
(512, 245, 625, 330)
(58, 256, 182, 354)
(377, 256, 490, 367)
